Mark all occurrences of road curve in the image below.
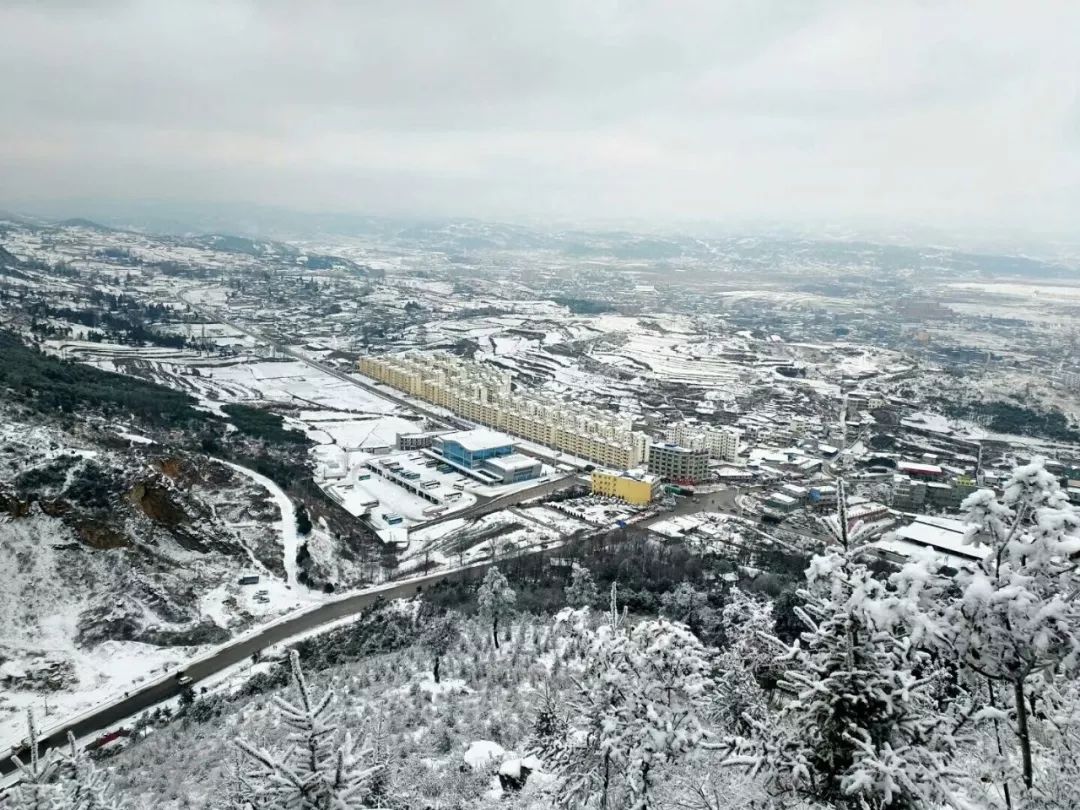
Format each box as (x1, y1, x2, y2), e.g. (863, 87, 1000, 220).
(1, 559, 496, 777)
(1, 294, 587, 777)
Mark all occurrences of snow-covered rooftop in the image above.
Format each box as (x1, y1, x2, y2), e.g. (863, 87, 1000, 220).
(483, 453, 540, 473)
(893, 515, 982, 560)
(897, 460, 944, 476)
(438, 428, 516, 453)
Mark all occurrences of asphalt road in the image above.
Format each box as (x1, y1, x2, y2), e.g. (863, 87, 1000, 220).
(1, 560, 496, 777)
(4, 294, 713, 778)
(637, 485, 758, 528)
(419, 473, 586, 529)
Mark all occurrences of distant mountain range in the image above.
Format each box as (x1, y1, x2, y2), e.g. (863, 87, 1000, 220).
(3, 203, 1078, 280)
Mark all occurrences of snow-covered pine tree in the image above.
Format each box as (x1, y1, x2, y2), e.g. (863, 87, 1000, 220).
(235, 649, 382, 809)
(564, 561, 599, 609)
(7, 709, 61, 810)
(719, 480, 964, 809)
(711, 589, 775, 735)
(660, 582, 719, 643)
(1000, 677, 1080, 809)
(477, 565, 516, 650)
(545, 585, 714, 810)
(223, 751, 261, 810)
(58, 731, 126, 810)
(939, 460, 1080, 793)
(717, 588, 777, 681)
(528, 680, 567, 753)
(359, 714, 395, 810)
(420, 612, 460, 684)
(607, 580, 626, 631)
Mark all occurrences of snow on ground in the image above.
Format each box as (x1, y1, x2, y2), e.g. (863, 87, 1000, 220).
(220, 461, 300, 589)
(112, 430, 155, 445)
(306, 416, 422, 450)
(0, 640, 195, 754)
(516, 506, 590, 535)
(0, 515, 202, 748)
(203, 361, 401, 412)
(407, 519, 467, 546)
(464, 740, 506, 771)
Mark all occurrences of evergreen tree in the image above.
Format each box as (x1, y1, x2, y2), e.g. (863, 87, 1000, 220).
(528, 680, 567, 753)
(545, 585, 714, 810)
(564, 561, 599, 608)
(421, 613, 460, 684)
(660, 582, 719, 643)
(719, 481, 964, 809)
(927, 461, 1080, 796)
(8, 709, 61, 810)
(58, 731, 126, 810)
(712, 589, 776, 734)
(477, 566, 516, 650)
(235, 650, 382, 809)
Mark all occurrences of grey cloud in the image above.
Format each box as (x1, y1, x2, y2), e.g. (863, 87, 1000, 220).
(1, 0, 1078, 238)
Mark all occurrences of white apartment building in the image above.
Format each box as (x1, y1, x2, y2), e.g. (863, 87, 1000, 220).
(665, 422, 741, 463)
(358, 352, 651, 468)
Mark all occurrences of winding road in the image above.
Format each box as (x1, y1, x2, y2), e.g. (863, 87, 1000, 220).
(2, 294, 584, 777)
(0, 553, 521, 777)
(221, 459, 300, 587)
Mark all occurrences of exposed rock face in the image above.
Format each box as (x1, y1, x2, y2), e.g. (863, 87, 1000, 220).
(128, 481, 188, 526)
(76, 606, 143, 646)
(136, 619, 230, 647)
(0, 409, 295, 679)
(0, 492, 32, 518)
(74, 518, 130, 549)
(0, 656, 76, 692)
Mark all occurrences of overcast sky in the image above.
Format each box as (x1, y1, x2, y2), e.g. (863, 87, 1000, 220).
(2, 1, 1078, 237)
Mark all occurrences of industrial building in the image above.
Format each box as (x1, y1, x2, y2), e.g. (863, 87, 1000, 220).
(664, 422, 741, 462)
(647, 443, 709, 484)
(482, 454, 543, 484)
(358, 352, 650, 469)
(430, 429, 541, 485)
(436, 429, 515, 468)
(590, 468, 662, 505)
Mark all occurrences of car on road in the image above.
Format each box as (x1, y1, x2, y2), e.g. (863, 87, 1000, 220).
(175, 672, 193, 687)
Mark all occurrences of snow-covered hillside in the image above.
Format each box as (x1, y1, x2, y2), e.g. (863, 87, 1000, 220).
(0, 405, 322, 745)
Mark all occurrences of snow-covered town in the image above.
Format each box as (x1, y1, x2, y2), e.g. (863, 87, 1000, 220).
(4, 3, 1080, 808)
(4, 206, 1080, 808)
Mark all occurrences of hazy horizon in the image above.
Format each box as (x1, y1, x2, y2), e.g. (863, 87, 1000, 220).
(3, 2, 1079, 243)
